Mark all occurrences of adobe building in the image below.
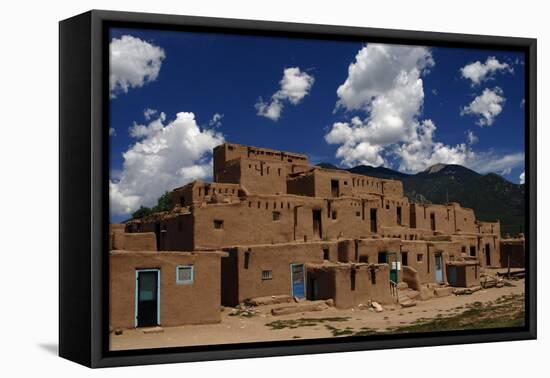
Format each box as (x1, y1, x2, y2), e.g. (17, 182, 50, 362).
(119, 142, 521, 323)
(109, 225, 226, 330)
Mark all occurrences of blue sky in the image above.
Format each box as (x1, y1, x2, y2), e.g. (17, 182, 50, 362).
(109, 27, 525, 221)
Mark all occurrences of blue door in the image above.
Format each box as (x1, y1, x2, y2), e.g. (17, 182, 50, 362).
(434, 254, 443, 283)
(291, 264, 305, 299)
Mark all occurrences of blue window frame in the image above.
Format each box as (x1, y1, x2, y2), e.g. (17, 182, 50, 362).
(176, 265, 194, 284)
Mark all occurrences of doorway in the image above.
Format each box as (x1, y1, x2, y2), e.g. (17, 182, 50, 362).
(434, 253, 443, 283)
(379, 252, 398, 282)
(485, 243, 491, 266)
(312, 210, 322, 240)
(135, 269, 160, 327)
(290, 263, 306, 299)
(307, 277, 318, 300)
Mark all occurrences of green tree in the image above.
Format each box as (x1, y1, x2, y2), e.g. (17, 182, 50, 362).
(132, 206, 153, 219)
(131, 191, 172, 219)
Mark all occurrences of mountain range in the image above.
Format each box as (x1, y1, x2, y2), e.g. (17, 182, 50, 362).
(316, 162, 525, 237)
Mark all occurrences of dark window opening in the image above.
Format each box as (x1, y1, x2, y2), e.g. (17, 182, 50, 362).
(312, 210, 322, 239)
(397, 206, 402, 225)
(262, 270, 272, 280)
(331, 211, 338, 220)
(180, 196, 185, 207)
(350, 269, 356, 291)
(272, 211, 281, 221)
(401, 252, 408, 266)
(470, 246, 476, 257)
(331, 179, 340, 197)
(430, 213, 436, 231)
(378, 252, 387, 264)
(214, 220, 224, 229)
(370, 208, 378, 233)
(417, 254, 424, 262)
(323, 248, 329, 260)
(355, 211, 361, 217)
(461, 246, 466, 254)
(244, 250, 250, 269)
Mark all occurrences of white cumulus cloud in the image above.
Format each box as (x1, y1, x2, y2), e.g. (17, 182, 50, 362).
(110, 35, 166, 98)
(256, 67, 314, 121)
(325, 43, 468, 170)
(461, 87, 505, 126)
(466, 130, 478, 145)
(110, 111, 224, 216)
(519, 171, 525, 184)
(460, 56, 512, 86)
(209, 113, 224, 128)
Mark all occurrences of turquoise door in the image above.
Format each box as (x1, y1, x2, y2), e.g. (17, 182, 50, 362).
(291, 264, 305, 299)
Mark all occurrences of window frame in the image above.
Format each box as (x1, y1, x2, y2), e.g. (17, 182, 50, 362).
(176, 265, 194, 285)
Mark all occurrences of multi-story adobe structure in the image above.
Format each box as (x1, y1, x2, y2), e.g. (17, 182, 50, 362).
(111, 142, 512, 329)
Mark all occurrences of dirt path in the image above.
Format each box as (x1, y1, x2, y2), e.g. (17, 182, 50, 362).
(110, 278, 525, 351)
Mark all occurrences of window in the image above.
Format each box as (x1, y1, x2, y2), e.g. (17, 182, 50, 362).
(214, 219, 224, 229)
(180, 196, 185, 207)
(262, 270, 272, 280)
(356, 211, 361, 217)
(396, 206, 402, 225)
(417, 253, 424, 262)
(176, 265, 194, 284)
(350, 269, 356, 291)
(331, 211, 338, 220)
(244, 250, 250, 269)
(272, 211, 281, 221)
(323, 248, 330, 260)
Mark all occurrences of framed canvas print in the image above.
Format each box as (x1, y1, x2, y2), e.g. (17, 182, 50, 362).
(59, 10, 536, 368)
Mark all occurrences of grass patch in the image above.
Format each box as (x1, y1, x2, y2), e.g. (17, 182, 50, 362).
(266, 317, 351, 330)
(386, 294, 525, 333)
(325, 325, 354, 336)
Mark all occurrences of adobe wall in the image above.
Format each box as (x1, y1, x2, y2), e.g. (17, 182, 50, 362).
(450, 235, 480, 259)
(446, 262, 480, 288)
(477, 221, 501, 236)
(110, 232, 157, 251)
(400, 240, 457, 284)
(307, 263, 392, 308)
(109, 251, 223, 329)
(379, 197, 410, 229)
(193, 198, 301, 248)
(216, 157, 287, 195)
(221, 242, 325, 306)
(171, 181, 241, 208)
(479, 234, 501, 268)
(126, 214, 194, 252)
(355, 238, 402, 263)
(287, 171, 316, 197)
(213, 143, 308, 178)
(499, 239, 525, 268)
(453, 205, 476, 233)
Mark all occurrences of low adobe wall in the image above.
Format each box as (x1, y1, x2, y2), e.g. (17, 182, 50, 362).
(110, 232, 157, 251)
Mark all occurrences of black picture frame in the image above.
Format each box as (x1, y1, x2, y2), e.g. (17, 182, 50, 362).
(59, 9, 537, 368)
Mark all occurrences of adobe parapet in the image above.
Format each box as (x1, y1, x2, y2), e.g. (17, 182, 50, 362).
(214, 143, 309, 175)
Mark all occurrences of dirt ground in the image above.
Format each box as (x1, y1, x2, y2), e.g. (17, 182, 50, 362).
(110, 274, 525, 351)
